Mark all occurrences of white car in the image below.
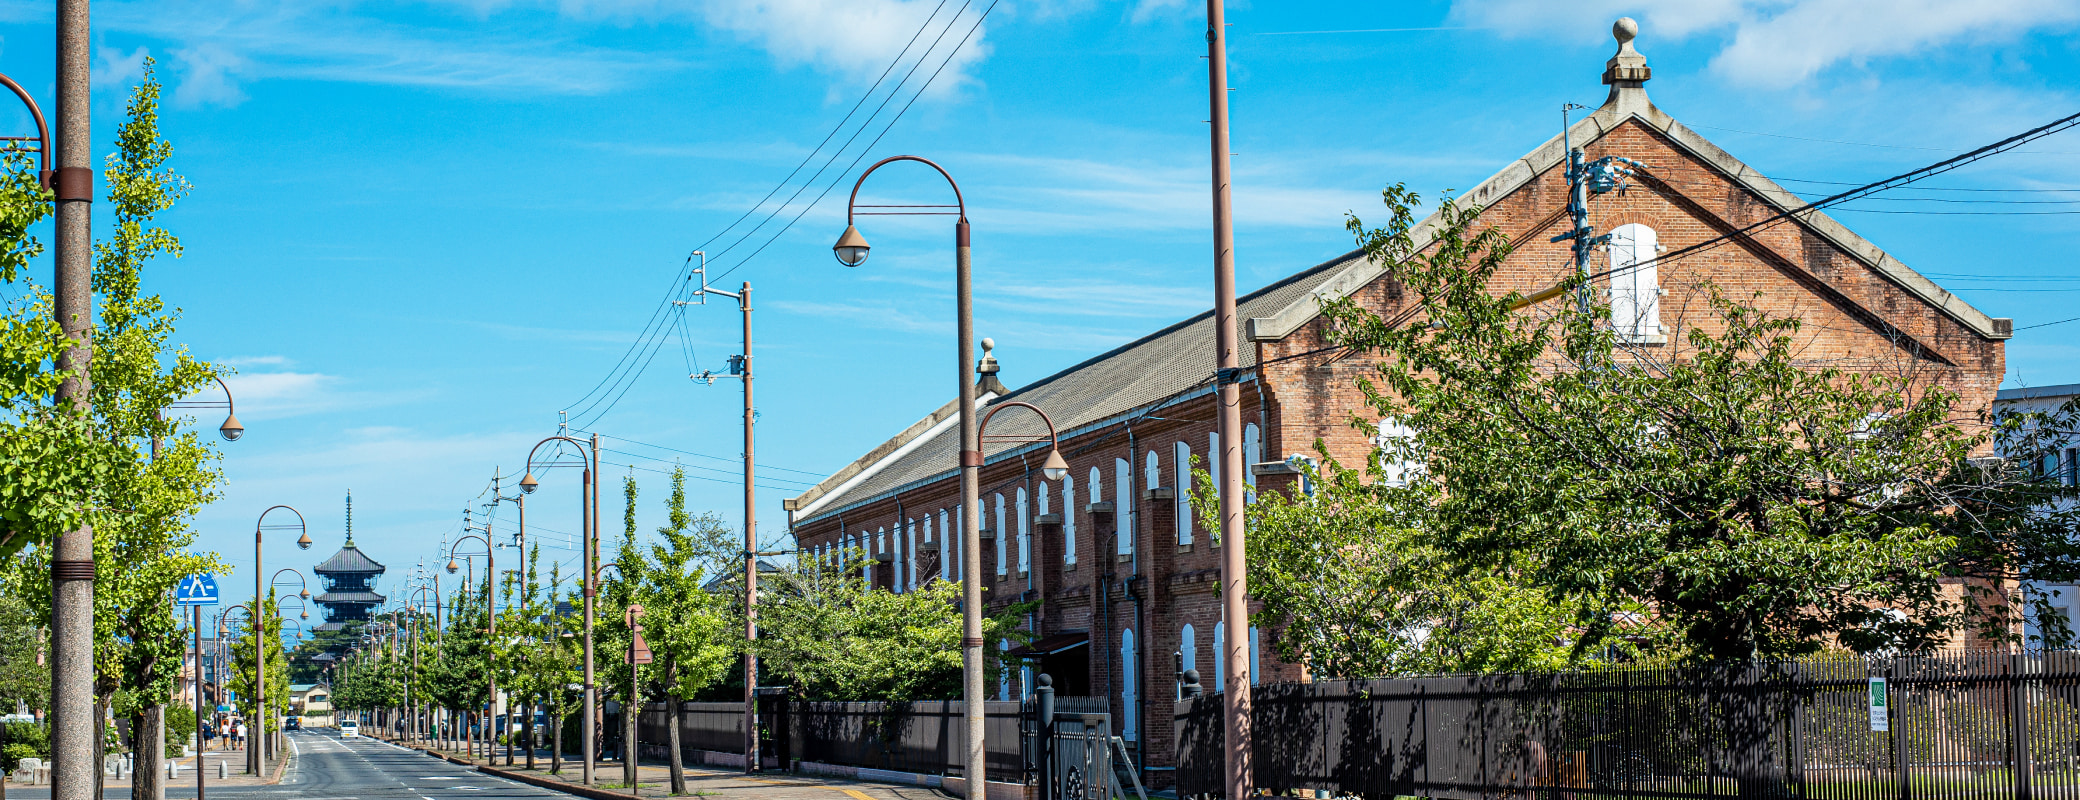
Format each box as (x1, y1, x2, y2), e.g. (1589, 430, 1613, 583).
(338, 721, 359, 738)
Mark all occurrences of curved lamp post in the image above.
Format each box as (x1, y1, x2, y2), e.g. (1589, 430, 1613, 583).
(252, 506, 311, 777)
(833, 155, 996, 794)
(167, 374, 245, 442)
(405, 585, 438, 746)
(521, 434, 599, 783)
(448, 533, 495, 758)
(266, 573, 310, 760)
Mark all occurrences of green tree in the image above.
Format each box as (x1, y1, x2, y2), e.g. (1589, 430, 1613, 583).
(1319, 184, 2080, 664)
(637, 468, 733, 793)
(226, 593, 290, 746)
(758, 549, 1029, 702)
(0, 591, 46, 715)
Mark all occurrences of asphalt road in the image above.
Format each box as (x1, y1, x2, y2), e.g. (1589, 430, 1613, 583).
(6, 729, 568, 800)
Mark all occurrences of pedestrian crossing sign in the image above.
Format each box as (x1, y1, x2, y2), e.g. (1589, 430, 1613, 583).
(176, 574, 220, 606)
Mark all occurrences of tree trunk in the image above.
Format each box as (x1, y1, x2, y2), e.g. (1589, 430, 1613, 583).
(525, 702, 536, 770)
(623, 695, 639, 789)
(135, 705, 164, 800)
(93, 696, 107, 800)
(551, 711, 563, 774)
(666, 694, 684, 795)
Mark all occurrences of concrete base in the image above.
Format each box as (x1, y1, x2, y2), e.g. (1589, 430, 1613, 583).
(795, 761, 1026, 800)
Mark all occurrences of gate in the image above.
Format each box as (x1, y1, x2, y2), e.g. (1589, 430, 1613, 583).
(1025, 674, 1147, 800)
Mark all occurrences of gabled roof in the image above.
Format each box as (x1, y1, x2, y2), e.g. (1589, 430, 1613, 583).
(1246, 28, 2009, 346)
(313, 545, 385, 574)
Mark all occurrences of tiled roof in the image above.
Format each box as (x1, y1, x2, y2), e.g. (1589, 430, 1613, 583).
(313, 545, 385, 574)
(790, 256, 1347, 524)
(315, 591, 385, 604)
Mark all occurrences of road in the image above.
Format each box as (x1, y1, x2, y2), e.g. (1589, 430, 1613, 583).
(6, 729, 568, 800)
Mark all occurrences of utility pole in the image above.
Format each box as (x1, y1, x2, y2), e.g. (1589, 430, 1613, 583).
(1551, 103, 1640, 327)
(585, 433, 601, 785)
(49, 0, 95, 798)
(680, 254, 761, 773)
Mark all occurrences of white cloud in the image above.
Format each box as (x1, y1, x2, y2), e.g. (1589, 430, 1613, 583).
(170, 43, 249, 108)
(691, 0, 994, 95)
(1448, 0, 2080, 87)
(94, 46, 149, 90)
(95, 0, 679, 105)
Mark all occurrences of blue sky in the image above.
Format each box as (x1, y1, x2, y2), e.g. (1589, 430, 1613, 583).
(0, 0, 2076, 602)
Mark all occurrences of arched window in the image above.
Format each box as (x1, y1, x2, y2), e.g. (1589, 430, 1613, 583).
(1115, 459, 1134, 556)
(1063, 475, 1078, 566)
(905, 518, 917, 592)
(1179, 624, 1197, 700)
(1146, 449, 1160, 491)
(993, 494, 1008, 576)
(938, 510, 951, 583)
(1213, 622, 1224, 692)
(1121, 629, 1138, 741)
(1243, 423, 1261, 500)
(1016, 487, 1030, 575)
(1375, 417, 1420, 487)
(1609, 223, 1661, 340)
(1174, 441, 1192, 546)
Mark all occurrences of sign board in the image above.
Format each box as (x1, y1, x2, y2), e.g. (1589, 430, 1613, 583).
(175, 574, 220, 607)
(1868, 677, 1889, 732)
(628, 632, 653, 665)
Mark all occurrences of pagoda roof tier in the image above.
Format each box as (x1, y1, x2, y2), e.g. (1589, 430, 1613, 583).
(313, 545, 385, 575)
(315, 590, 385, 604)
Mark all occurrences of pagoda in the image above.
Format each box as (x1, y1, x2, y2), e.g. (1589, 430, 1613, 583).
(312, 492, 385, 632)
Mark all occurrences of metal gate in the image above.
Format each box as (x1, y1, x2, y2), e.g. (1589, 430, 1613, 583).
(1025, 675, 1147, 800)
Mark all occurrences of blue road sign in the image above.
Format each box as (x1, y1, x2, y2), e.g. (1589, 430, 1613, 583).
(175, 574, 220, 606)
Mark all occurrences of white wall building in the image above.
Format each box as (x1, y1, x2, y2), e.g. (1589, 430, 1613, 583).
(1997, 382, 2080, 645)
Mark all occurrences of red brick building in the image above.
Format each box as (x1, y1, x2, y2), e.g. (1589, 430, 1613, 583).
(783, 20, 2011, 778)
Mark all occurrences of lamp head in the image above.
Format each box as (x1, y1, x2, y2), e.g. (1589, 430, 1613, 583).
(219, 413, 244, 442)
(300, 588, 311, 600)
(519, 472, 539, 495)
(297, 532, 313, 550)
(1042, 448, 1069, 482)
(301, 610, 309, 620)
(446, 560, 459, 574)
(832, 224, 870, 267)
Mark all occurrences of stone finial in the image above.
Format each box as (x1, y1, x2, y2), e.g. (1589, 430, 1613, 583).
(1603, 17, 1651, 86)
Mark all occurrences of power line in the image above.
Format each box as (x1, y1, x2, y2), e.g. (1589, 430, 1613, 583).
(708, 0, 1003, 285)
(578, 429, 828, 478)
(1774, 176, 2080, 193)
(560, 0, 967, 428)
(1605, 108, 2080, 283)
(2017, 315, 2080, 331)
(1688, 122, 2080, 155)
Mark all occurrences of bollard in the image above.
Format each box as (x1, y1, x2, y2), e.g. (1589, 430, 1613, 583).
(218, 761, 227, 780)
(170, 759, 180, 779)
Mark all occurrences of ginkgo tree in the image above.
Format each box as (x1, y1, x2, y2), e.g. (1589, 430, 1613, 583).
(0, 62, 229, 791)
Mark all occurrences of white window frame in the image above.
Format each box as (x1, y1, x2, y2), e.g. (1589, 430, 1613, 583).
(1608, 223, 1662, 342)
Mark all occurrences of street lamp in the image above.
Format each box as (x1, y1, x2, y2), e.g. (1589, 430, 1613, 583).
(168, 374, 244, 441)
(251, 506, 312, 778)
(448, 532, 495, 759)
(833, 155, 994, 796)
(522, 434, 599, 784)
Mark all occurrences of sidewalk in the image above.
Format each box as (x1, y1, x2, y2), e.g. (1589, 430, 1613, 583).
(392, 737, 949, 800)
(16, 744, 285, 790)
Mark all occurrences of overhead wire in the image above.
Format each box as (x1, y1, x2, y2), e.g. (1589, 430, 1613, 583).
(562, 0, 972, 429)
(1581, 108, 2080, 287)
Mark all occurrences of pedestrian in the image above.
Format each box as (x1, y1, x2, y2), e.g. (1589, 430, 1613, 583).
(235, 720, 247, 750)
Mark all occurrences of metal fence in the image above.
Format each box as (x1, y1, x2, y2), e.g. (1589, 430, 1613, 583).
(1174, 650, 2080, 800)
(632, 698, 1037, 782)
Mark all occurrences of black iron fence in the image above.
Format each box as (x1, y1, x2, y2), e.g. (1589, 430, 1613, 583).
(632, 697, 1041, 782)
(1175, 650, 2080, 800)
